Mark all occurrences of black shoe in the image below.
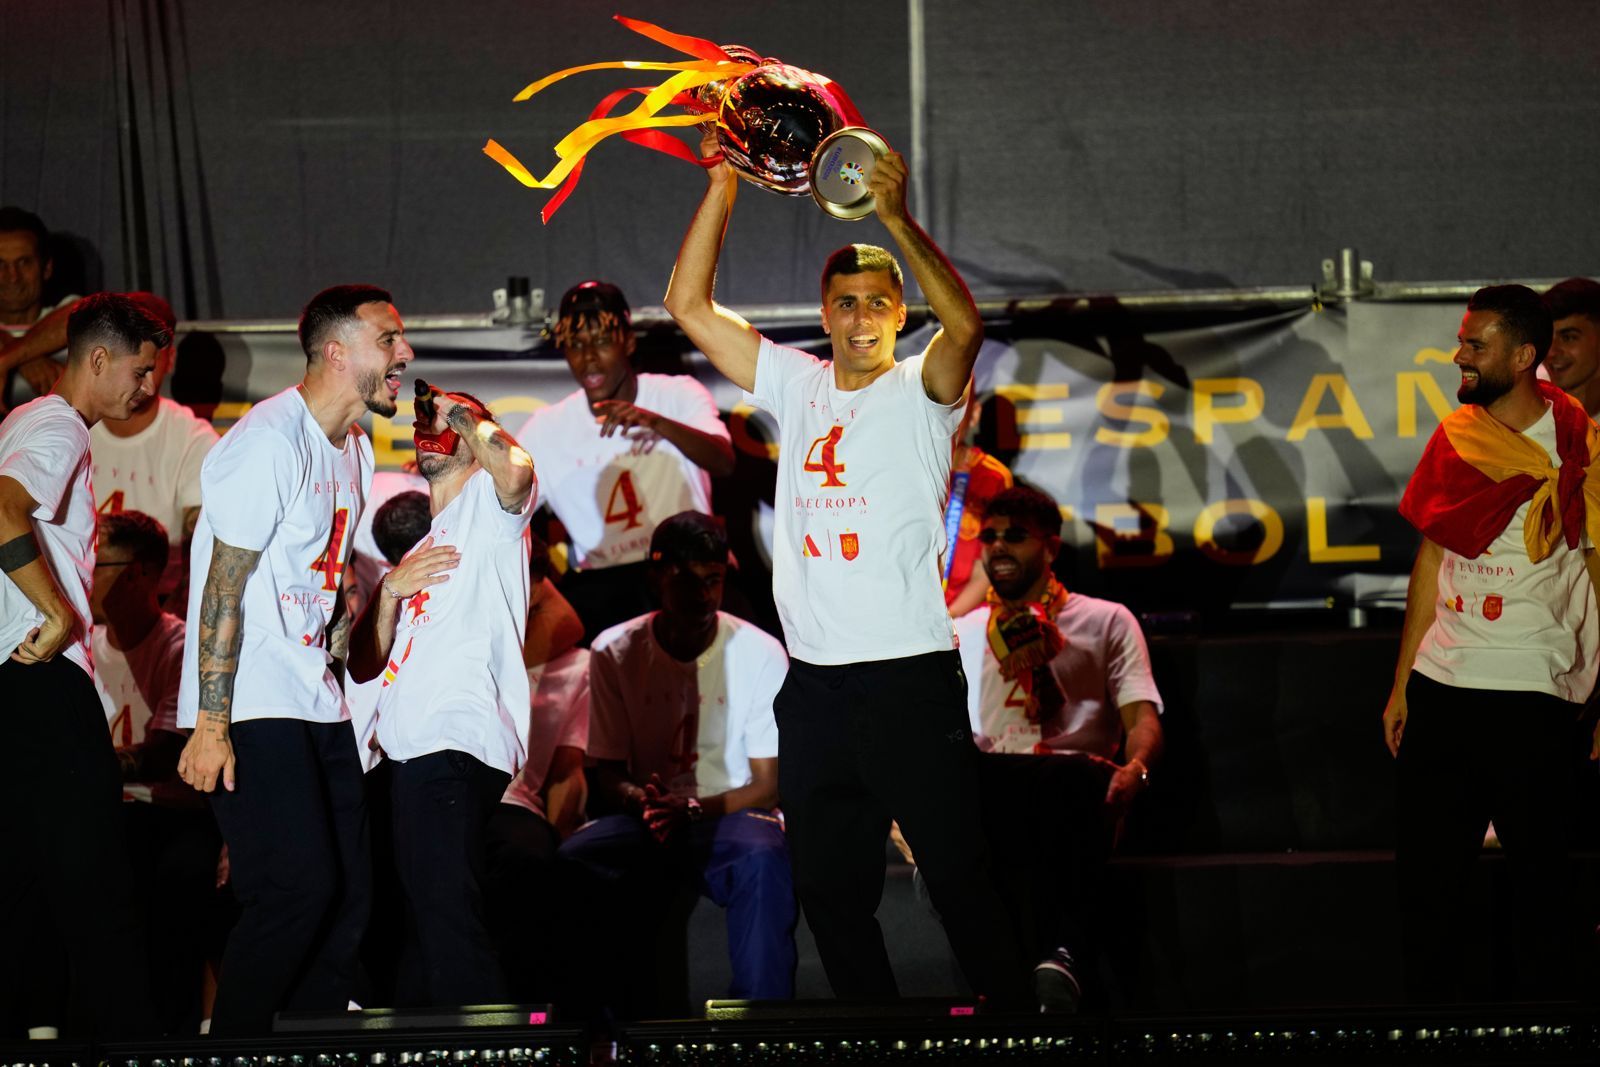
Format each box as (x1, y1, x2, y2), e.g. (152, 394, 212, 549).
(1033, 947, 1082, 1014)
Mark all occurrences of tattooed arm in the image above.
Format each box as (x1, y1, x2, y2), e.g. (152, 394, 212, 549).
(177, 540, 261, 793)
(439, 396, 536, 513)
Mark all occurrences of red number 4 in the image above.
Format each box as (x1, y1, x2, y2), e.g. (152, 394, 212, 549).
(310, 507, 351, 591)
(604, 471, 644, 530)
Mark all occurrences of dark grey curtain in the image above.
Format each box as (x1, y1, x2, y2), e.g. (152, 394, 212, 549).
(3, 1, 1598, 319)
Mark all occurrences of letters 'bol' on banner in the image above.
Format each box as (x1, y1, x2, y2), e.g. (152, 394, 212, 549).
(482, 15, 889, 223)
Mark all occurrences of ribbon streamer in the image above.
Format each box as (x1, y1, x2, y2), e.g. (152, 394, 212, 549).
(485, 15, 766, 222)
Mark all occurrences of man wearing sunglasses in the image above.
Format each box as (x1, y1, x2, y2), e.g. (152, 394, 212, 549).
(952, 485, 1164, 1011)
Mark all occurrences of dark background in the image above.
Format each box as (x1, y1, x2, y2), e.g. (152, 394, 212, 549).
(4, 1, 1598, 320)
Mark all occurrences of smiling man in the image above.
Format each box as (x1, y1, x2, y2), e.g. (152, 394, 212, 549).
(175, 284, 412, 1033)
(516, 281, 733, 640)
(1386, 284, 1599, 1003)
(951, 485, 1163, 1011)
(1542, 277, 1600, 417)
(663, 129, 1027, 1006)
(0, 292, 167, 1038)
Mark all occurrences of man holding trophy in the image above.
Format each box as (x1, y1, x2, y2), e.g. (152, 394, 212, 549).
(664, 127, 1031, 1007)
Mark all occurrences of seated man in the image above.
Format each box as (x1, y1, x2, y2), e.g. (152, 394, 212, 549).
(91, 509, 222, 1035)
(952, 485, 1164, 1011)
(0, 206, 80, 405)
(561, 511, 795, 1010)
(516, 281, 734, 640)
(486, 532, 589, 1003)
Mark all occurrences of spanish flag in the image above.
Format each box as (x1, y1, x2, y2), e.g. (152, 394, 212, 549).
(1400, 381, 1600, 562)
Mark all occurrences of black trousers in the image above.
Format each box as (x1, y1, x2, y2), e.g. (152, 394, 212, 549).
(775, 650, 1027, 1003)
(978, 753, 1115, 967)
(0, 657, 154, 1039)
(390, 749, 512, 1008)
(484, 803, 568, 1004)
(1396, 672, 1580, 1003)
(208, 717, 371, 1034)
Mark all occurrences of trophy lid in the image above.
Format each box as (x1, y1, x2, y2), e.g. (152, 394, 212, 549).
(809, 127, 890, 221)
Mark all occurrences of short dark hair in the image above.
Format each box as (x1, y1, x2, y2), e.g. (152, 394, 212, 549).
(125, 291, 177, 335)
(1467, 284, 1552, 366)
(66, 292, 173, 361)
(986, 485, 1064, 539)
(821, 244, 903, 298)
(446, 390, 493, 421)
(0, 206, 48, 260)
(554, 280, 631, 349)
(298, 284, 392, 362)
(98, 510, 169, 571)
(372, 491, 431, 566)
(1544, 277, 1600, 325)
(649, 511, 727, 568)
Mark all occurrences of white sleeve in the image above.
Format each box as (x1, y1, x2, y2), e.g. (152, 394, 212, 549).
(471, 467, 534, 541)
(0, 410, 87, 521)
(557, 665, 591, 753)
(741, 636, 786, 761)
(148, 621, 187, 736)
(175, 415, 220, 514)
(666, 377, 732, 441)
(953, 610, 987, 736)
(584, 643, 629, 763)
(901, 352, 968, 436)
(749, 337, 822, 417)
(201, 429, 296, 552)
(1104, 604, 1163, 713)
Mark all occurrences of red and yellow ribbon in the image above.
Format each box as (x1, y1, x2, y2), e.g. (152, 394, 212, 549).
(484, 15, 750, 222)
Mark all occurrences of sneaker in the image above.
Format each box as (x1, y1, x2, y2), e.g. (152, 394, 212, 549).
(1033, 947, 1082, 1014)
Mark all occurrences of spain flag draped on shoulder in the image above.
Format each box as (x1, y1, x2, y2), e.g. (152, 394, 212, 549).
(1400, 381, 1600, 563)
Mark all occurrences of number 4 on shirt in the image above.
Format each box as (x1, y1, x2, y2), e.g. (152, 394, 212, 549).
(605, 470, 645, 531)
(310, 507, 351, 592)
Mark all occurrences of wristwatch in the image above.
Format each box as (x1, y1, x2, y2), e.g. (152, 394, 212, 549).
(685, 796, 704, 822)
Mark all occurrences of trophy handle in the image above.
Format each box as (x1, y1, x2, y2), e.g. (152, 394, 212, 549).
(809, 127, 891, 221)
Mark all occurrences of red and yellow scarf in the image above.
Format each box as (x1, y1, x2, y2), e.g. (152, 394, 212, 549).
(986, 577, 1070, 722)
(1399, 381, 1600, 562)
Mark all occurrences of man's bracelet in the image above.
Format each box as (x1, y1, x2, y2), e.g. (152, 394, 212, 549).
(381, 576, 406, 599)
(1125, 757, 1150, 784)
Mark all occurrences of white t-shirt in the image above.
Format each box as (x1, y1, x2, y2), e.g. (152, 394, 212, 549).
(1412, 406, 1599, 703)
(376, 468, 534, 776)
(178, 387, 372, 727)
(516, 374, 729, 570)
(748, 338, 965, 664)
(90, 397, 219, 588)
(953, 597, 1164, 758)
(587, 612, 785, 798)
(0, 395, 96, 677)
(502, 647, 591, 819)
(93, 612, 185, 747)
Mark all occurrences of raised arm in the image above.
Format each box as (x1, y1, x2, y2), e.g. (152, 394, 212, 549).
(662, 126, 761, 393)
(438, 395, 536, 513)
(0, 475, 77, 663)
(869, 152, 981, 405)
(178, 540, 262, 793)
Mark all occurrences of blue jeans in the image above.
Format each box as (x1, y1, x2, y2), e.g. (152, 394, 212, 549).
(560, 808, 797, 1000)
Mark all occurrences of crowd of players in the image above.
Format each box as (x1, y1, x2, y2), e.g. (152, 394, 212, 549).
(3, 135, 1600, 1040)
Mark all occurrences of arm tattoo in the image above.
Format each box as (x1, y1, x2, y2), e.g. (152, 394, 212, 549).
(445, 404, 477, 433)
(196, 541, 261, 730)
(0, 531, 42, 573)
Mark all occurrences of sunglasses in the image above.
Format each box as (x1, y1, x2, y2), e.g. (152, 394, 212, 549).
(977, 527, 1036, 546)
